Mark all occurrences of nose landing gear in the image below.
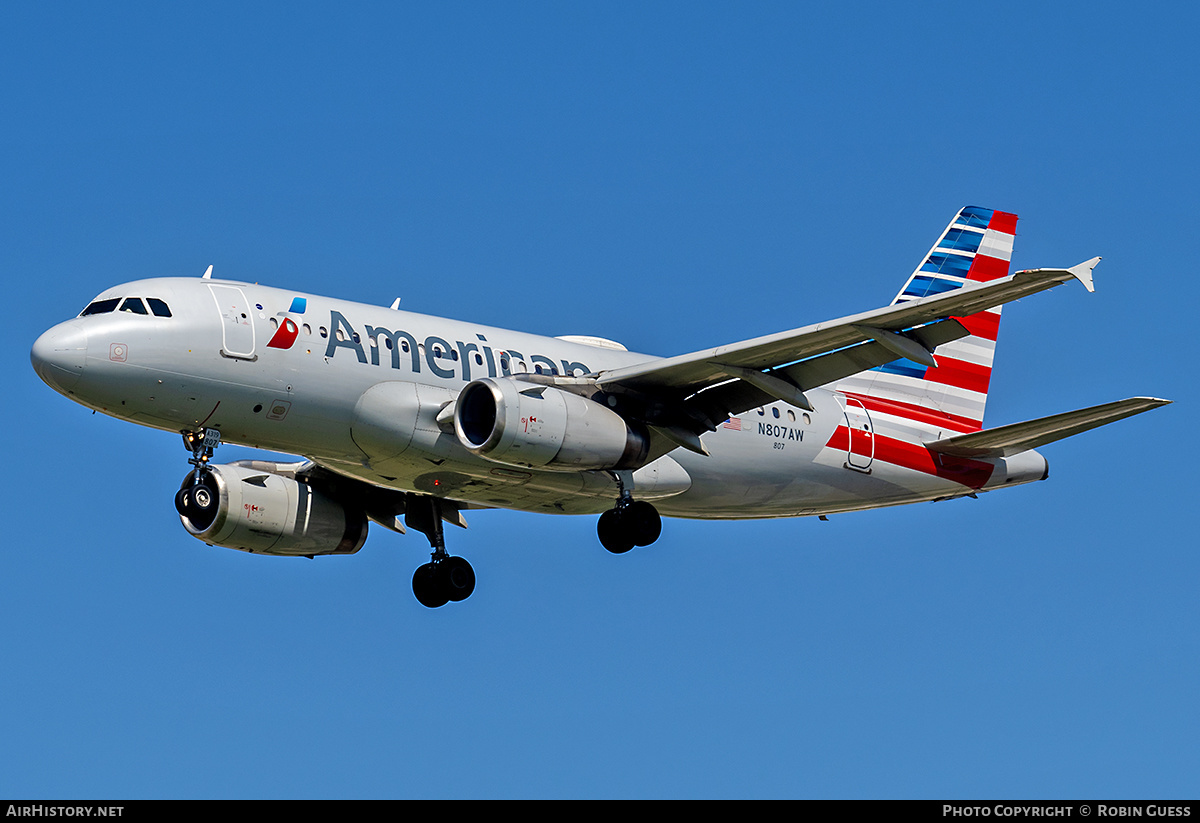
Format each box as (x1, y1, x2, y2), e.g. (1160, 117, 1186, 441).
(174, 428, 222, 529)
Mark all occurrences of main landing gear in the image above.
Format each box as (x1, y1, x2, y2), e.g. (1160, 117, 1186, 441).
(174, 427, 221, 529)
(406, 495, 476, 608)
(596, 473, 662, 554)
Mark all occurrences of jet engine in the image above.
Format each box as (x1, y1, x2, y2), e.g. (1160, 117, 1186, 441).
(176, 462, 368, 556)
(453, 378, 649, 471)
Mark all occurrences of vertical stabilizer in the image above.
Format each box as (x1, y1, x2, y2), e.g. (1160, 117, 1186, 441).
(835, 206, 1018, 432)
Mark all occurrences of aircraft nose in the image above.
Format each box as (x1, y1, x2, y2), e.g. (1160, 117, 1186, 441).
(31, 321, 89, 394)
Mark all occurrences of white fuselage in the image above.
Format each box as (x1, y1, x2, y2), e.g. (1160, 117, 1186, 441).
(32, 277, 1047, 520)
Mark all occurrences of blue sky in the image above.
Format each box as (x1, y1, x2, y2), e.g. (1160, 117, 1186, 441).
(2, 2, 1195, 798)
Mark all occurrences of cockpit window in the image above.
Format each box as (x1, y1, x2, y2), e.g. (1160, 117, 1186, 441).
(146, 298, 172, 317)
(79, 296, 172, 318)
(80, 298, 120, 316)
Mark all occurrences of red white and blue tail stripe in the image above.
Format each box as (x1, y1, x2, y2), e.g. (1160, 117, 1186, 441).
(836, 206, 1018, 431)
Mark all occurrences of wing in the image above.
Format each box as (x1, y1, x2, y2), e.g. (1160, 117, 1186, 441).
(586, 259, 1100, 449)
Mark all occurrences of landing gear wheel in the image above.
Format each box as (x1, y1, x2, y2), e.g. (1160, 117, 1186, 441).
(412, 562, 450, 609)
(444, 556, 476, 602)
(190, 484, 215, 513)
(598, 508, 635, 554)
(175, 474, 219, 529)
(174, 486, 194, 518)
(625, 500, 662, 547)
(186, 481, 218, 530)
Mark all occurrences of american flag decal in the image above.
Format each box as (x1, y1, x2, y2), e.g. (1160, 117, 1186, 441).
(723, 417, 742, 431)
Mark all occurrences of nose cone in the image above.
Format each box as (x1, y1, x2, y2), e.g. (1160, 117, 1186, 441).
(31, 321, 89, 394)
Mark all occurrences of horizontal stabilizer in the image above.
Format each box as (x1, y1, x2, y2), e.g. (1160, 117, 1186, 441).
(927, 397, 1171, 458)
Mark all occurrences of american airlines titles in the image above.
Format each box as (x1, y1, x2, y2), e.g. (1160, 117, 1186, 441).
(322, 310, 591, 382)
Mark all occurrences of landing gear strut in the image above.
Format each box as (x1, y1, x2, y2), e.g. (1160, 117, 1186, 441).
(174, 428, 221, 529)
(597, 472, 662, 554)
(406, 495, 475, 608)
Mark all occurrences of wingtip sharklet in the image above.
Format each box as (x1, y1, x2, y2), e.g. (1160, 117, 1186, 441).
(1068, 256, 1100, 293)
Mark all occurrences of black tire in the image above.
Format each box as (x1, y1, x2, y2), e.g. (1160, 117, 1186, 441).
(412, 562, 449, 608)
(597, 508, 635, 554)
(187, 483, 219, 530)
(444, 556, 476, 602)
(174, 486, 195, 518)
(626, 501, 662, 547)
(190, 484, 215, 512)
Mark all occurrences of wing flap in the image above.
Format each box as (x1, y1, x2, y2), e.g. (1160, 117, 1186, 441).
(926, 397, 1171, 458)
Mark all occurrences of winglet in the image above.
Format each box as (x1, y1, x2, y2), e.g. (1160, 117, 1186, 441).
(1068, 256, 1100, 293)
(202, 265, 213, 280)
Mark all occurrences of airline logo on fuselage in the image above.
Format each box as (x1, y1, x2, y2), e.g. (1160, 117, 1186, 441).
(267, 297, 307, 350)
(321, 310, 592, 382)
(267, 318, 300, 349)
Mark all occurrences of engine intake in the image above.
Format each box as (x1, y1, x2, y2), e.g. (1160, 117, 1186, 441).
(177, 462, 367, 556)
(454, 378, 649, 471)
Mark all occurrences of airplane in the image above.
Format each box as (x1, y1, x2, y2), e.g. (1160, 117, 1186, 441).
(30, 206, 1170, 608)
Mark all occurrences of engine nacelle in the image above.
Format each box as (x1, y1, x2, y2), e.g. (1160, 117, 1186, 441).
(454, 378, 649, 471)
(178, 462, 368, 557)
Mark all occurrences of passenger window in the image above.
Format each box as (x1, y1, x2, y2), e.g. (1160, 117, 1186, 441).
(147, 298, 172, 317)
(80, 298, 120, 316)
(119, 298, 148, 315)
